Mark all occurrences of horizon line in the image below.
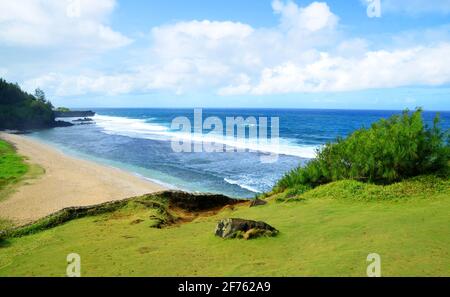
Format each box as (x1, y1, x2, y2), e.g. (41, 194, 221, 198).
(67, 107, 450, 112)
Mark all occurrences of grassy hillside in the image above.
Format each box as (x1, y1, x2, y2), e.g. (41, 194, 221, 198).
(0, 175, 448, 276)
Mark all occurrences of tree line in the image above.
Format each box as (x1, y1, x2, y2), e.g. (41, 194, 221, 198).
(0, 78, 59, 130)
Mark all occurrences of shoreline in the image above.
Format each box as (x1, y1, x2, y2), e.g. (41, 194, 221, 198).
(0, 132, 166, 225)
(28, 134, 179, 191)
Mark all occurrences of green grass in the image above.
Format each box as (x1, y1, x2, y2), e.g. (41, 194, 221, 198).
(0, 139, 29, 189)
(0, 139, 43, 202)
(0, 175, 448, 276)
(273, 175, 449, 202)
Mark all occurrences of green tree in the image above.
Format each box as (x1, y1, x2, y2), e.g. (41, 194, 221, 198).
(34, 88, 53, 109)
(0, 79, 57, 130)
(34, 88, 45, 102)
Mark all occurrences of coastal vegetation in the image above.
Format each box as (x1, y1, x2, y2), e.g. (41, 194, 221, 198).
(273, 109, 449, 194)
(55, 107, 71, 113)
(0, 79, 59, 130)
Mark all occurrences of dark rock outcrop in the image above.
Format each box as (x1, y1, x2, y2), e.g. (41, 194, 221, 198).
(215, 218, 279, 240)
(250, 198, 267, 207)
(52, 120, 74, 128)
(73, 118, 94, 122)
(54, 110, 96, 118)
(158, 191, 244, 211)
(72, 118, 94, 125)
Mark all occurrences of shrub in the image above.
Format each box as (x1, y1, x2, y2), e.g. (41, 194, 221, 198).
(274, 109, 449, 193)
(56, 107, 71, 112)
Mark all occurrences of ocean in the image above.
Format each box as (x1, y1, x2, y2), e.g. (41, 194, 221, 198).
(30, 108, 450, 198)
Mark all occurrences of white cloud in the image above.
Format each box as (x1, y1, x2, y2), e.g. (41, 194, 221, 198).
(35, 0, 339, 96)
(22, 1, 340, 95)
(273, 0, 338, 32)
(18, 0, 450, 98)
(220, 43, 450, 95)
(152, 20, 254, 42)
(0, 0, 131, 49)
(145, 20, 256, 92)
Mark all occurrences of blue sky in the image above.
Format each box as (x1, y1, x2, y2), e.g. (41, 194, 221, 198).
(111, 0, 449, 34)
(0, 0, 450, 110)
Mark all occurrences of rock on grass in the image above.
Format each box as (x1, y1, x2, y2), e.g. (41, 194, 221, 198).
(215, 218, 278, 240)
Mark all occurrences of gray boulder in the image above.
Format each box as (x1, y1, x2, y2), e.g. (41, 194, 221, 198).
(249, 198, 267, 207)
(215, 218, 278, 240)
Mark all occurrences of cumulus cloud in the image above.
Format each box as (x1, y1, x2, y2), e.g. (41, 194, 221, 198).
(29, 0, 340, 96)
(146, 20, 256, 92)
(272, 0, 338, 32)
(19, 0, 450, 97)
(0, 0, 131, 49)
(219, 43, 450, 95)
(23, 18, 257, 96)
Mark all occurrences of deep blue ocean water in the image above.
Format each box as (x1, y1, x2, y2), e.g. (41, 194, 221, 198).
(30, 109, 450, 198)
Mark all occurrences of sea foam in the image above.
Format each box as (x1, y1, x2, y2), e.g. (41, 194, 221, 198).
(93, 114, 318, 159)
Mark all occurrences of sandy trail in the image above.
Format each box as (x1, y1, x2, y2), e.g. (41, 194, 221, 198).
(0, 132, 166, 225)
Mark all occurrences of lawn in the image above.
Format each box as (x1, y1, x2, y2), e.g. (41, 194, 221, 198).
(0, 175, 448, 276)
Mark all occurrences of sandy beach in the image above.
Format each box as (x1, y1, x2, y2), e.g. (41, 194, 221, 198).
(0, 132, 166, 225)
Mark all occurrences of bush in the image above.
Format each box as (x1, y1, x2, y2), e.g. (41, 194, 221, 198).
(274, 109, 449, 193)
(56, 107, 71, 112)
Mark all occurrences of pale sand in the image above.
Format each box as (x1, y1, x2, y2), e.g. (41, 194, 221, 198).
(0, 132, 166, 225)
